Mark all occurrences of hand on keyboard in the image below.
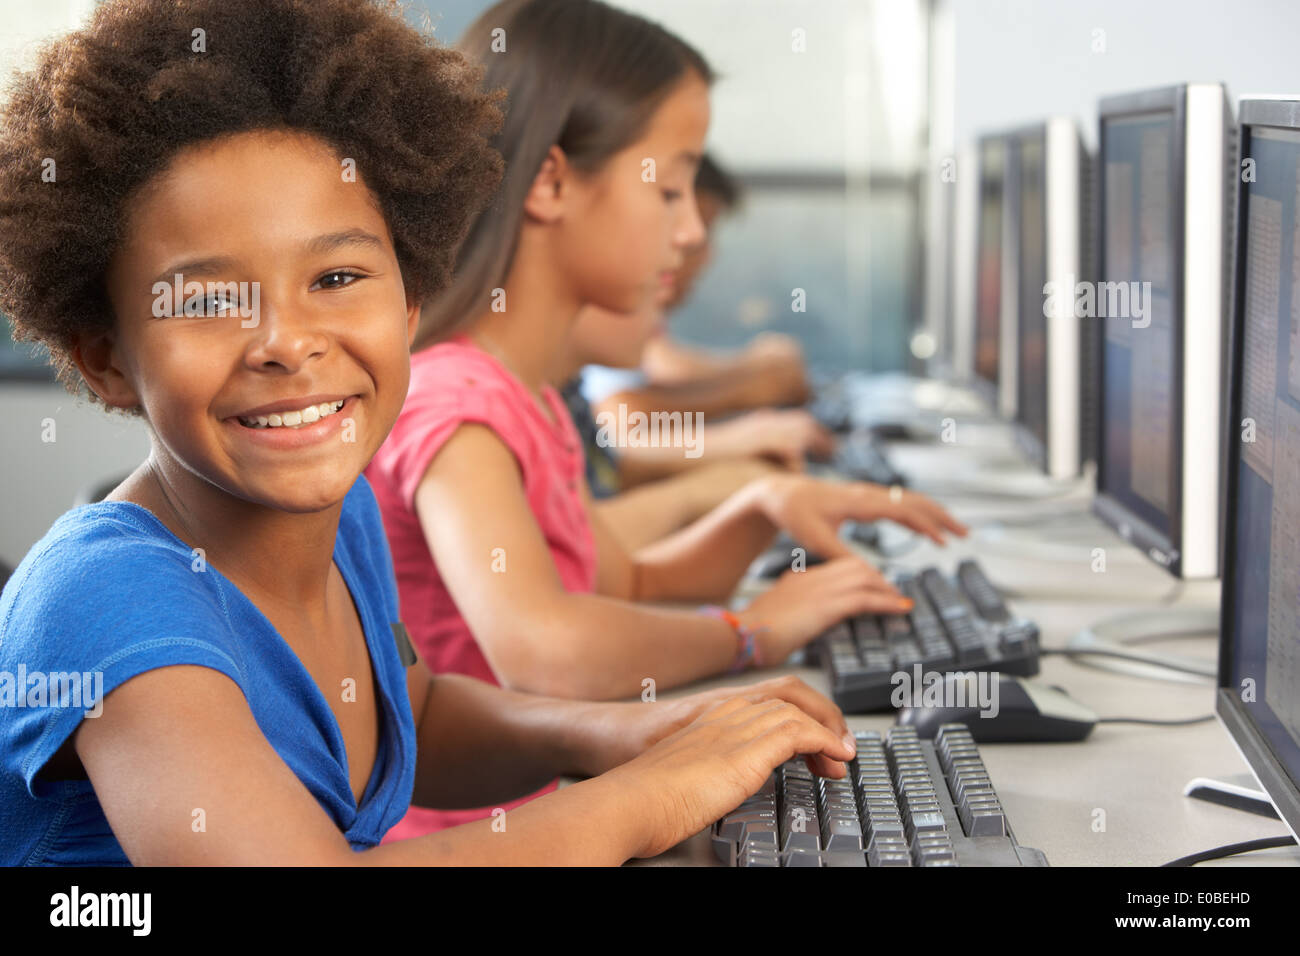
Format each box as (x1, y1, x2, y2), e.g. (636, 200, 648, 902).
(752, 474, 968, 554)
(576, 675, 852, 777)
(603, 687, 857, 860)
(739, 556, 915, 664)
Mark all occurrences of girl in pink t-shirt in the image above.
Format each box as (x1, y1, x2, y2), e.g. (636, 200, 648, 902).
(367, 0, 965, 837)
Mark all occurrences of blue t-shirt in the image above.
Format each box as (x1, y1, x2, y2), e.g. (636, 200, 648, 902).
(0, 476, 416, 865)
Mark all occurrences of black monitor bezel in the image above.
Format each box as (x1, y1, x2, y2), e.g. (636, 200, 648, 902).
(1216, 97, 1300, 838)
(1092, 85, 1188, 576)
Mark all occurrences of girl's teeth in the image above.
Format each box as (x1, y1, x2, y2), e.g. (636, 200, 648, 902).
(239, 399, 345, 429)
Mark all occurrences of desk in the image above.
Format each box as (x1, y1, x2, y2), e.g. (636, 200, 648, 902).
(636, 434, 1299, 866)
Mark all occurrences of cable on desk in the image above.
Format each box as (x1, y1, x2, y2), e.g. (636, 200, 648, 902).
(965, 506, 1094, 530)
(1041, 646, 1214, 678)
(1096, 714, 1215, 727)
(910, 481, 1083, 503)
(1161, 835, 1296, 867)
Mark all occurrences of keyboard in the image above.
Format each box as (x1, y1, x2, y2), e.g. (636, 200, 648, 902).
(808, 392, 854, 433)
(712, 724, 1049, 866)
(833, 431, 907, 486)
(817, 559, 1040, 713)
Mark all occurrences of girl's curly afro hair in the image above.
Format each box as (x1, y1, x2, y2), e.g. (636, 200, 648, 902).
(0, 0, 503, 402)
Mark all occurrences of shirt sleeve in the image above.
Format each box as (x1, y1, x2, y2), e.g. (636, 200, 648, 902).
(0, 518, 249, 801)
(370, 373, 534, 515)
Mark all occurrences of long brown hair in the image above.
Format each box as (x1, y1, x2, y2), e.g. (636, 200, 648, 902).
(414, 0, 712, 350)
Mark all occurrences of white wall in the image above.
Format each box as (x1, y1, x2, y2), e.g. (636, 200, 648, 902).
(949, 0, 1300, 148)
(0, 388, 150, 568)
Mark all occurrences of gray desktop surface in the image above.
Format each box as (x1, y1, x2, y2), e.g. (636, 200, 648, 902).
(613, 430, 1298, 866)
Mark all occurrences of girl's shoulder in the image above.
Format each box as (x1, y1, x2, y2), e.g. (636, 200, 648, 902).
(0, 502, 239, 672)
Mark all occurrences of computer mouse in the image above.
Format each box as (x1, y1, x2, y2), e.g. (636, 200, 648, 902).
(896, 673, 1096, 742)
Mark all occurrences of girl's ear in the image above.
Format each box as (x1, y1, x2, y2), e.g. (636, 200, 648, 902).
(406, 294, 422, 348)
(522, 145, 571, 225)
(72, 330, 142, 411)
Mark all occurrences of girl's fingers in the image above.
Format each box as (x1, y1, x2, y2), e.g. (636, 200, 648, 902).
(825, 585, 914, 619)
(804, 751, 851, 779)
(791, 523, 853, 561)
(744, 676, 851, 740)
(750, 704, 855, 773)
(880, 503, 947, 544)
(809, 555, 896, 592)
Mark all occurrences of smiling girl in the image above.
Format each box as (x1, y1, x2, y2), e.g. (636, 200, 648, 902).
(0, 0, 860, 866)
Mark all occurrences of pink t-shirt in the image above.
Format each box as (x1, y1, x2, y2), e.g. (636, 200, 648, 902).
(365, 336, 598, 838)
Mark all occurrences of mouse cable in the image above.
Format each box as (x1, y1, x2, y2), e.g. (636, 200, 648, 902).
(1096, 714, 1215, 726)
(1161, 835, 1297, 867)
(1040, 646, 1213, 678)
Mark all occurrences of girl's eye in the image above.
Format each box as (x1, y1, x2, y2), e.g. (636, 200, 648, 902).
(197, 294, 237, 315)
(312, 270, 365, 291)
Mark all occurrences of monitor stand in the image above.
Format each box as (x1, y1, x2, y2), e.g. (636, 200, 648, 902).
(1064, 607, 1219, 683)
(1183, 774, 1280, 819)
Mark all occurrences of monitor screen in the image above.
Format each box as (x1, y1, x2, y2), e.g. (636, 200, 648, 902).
(1225, 123, 1300, 804)
(1017, 132, 1049, 452)
(1098, 111, 1178, 540)
(975, 138, 1005, 388)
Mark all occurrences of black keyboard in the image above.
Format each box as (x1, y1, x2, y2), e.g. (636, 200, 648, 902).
(833, 431, 907, 486)
(711, 724, 1049, 866)
(818, 559, 1040, 713)
(808, 392, 854, 433)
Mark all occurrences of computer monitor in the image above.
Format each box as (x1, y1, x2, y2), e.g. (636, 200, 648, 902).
(947, 142, 978, 383)
(1010, 118, 1095, 479)
(1092, 84, 1233, 579)
(974, 133, 1017, 418)
(1217, 97, 1300, 836)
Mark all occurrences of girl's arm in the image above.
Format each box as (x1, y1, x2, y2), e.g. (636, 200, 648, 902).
(76, 664, 854, 865)
(405, 664, 622, 809)
(618, 474, 970, 606)
(417, 425, 917, 699)
(404, 663, 855, 811)
(593, 457, 777, 551)
(612, 410, 835, 487)
(416, 423, 736, 699)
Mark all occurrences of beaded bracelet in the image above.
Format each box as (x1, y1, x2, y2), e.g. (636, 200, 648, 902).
(700, 605, 765, 673)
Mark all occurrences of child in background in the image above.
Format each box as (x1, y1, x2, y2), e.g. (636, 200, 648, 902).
(642, 155, 812, 392)
(579, 155, 835, 485)
(366, 0, 966, 837)
(0, 0, 860, 866)
(558, 302, 789, 550)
